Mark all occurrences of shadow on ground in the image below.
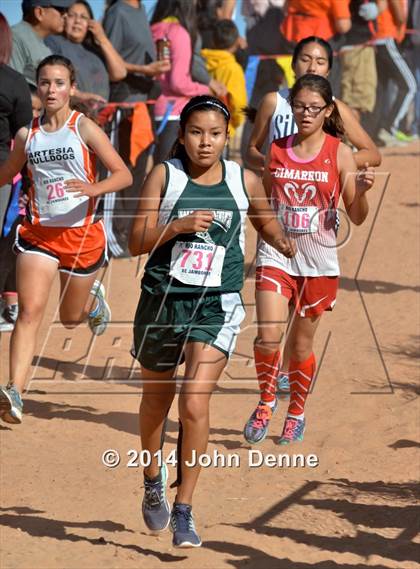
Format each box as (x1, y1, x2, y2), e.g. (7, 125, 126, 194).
(221, 479, 420, 566)
(0, 506, 186, 563)
(22, 399, 245, 450)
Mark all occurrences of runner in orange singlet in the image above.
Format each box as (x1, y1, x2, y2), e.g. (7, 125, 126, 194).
(0, 55, 132, 424)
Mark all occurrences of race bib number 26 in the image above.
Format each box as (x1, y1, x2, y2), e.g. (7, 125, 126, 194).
(169, 241, 225, 287)
(38, 176, 85, 215)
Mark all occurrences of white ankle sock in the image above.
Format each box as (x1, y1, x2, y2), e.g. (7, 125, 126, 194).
(287, 412, 304, 420)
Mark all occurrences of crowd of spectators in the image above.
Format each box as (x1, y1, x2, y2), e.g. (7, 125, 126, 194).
(4, 1, 419, 154)
(0, 0, 418, 276)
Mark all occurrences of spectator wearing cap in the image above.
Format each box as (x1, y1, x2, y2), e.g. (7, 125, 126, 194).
(9, 0, 72, 86)
(46, 0, 127, 107)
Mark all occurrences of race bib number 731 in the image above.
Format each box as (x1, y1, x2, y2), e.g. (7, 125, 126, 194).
(169, 241, 225, 287)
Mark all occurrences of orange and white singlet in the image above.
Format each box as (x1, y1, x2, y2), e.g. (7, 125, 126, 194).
(257, 133, 342, 277)
(25, 110, 97, 227)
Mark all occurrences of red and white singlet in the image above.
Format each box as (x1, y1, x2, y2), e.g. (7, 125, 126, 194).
(25, 110, 97, 228)
(257, 133, 342, 276)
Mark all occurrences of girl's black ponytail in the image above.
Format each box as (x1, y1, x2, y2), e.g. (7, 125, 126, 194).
(323, 101, 345, 138)
(169, 138, 188, 162)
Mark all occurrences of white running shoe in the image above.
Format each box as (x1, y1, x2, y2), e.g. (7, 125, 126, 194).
(0, 386, 23, 424)
(88, 280, 111, 336)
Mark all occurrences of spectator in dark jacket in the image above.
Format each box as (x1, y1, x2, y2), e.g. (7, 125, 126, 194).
(0, 13, 32, 332)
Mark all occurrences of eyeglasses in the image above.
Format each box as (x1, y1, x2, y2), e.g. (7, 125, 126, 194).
(291, 102, 329, 117)
(66, 11, 90, 22)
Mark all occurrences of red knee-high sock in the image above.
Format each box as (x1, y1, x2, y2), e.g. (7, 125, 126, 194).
(254, 346, 281, 404)
(288, 353, 316, 417)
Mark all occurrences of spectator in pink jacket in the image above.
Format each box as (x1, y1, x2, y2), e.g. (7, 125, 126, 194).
(150, 0, 211, 162)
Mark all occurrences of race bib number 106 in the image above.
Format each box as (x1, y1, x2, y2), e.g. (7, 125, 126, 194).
(280, 205, 319, 234)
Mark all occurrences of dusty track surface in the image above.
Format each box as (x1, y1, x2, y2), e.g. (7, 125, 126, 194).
(1, 143, 419, 568)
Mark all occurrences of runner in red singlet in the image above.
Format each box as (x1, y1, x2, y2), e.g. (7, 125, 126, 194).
(243, 74, 374, 445)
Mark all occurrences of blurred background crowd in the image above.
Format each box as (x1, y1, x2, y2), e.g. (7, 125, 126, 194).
(0, 0, 418, 272)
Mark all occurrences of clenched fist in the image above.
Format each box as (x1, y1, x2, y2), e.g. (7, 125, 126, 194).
(356, 163, 375, 194)
(173, 210, 214, 234)
(274, 235, 297, 258)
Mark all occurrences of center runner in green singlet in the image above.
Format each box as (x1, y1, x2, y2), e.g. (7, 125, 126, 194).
(129, 95, 296, 548)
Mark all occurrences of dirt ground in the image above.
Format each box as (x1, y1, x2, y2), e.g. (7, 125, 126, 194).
(1, 143, 419, 569)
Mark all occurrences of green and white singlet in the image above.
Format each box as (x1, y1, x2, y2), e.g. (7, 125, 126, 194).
(142, 158, 250, 295)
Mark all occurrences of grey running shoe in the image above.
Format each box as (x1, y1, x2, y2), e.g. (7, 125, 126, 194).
(243, 399, 278, 444)
(142, 462, 171, 533)
(88, 280, 111, 336)
(0, 386, 23, 424)
(170, 503, 201, 548)
(277, 373, 290, 393)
